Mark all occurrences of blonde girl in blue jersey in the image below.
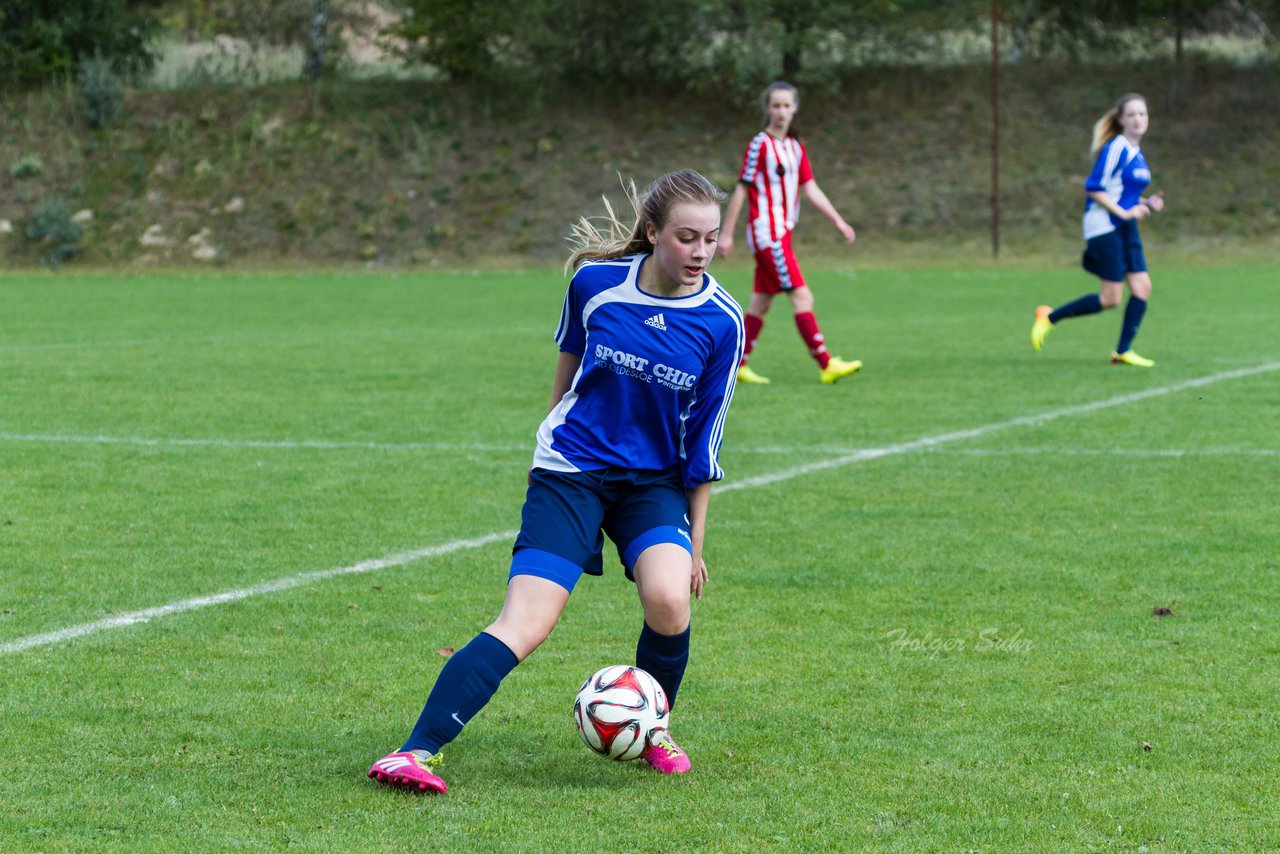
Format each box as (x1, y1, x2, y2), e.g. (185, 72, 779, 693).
(368, 170, 744, 793)
(1031, 93, 1166, 366)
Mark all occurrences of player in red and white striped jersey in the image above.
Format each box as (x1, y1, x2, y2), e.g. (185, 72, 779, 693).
(719, 81, 862, 386)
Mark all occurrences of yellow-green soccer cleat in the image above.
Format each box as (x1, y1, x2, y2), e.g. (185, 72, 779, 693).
(1111, 350, 1155, 368)
(1030, 305, 1053, 351)
(819, 356, 863, 385)
(736, 364, 771, 385)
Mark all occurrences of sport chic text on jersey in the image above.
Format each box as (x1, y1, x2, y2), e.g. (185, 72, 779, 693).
(535, 254, 745, 490)
(593, 342, 700, 390)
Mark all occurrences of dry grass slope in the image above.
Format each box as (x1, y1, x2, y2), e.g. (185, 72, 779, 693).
(2, 60, 1277, 268)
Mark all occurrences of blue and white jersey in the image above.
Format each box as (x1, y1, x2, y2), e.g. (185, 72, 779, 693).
(1083, 136, 1151, 239)
(534, 254, 744, 490)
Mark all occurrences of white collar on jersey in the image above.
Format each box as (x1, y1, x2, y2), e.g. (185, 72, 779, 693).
(625, 254, 715, 306)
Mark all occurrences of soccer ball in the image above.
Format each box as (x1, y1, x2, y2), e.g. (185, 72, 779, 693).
(573, 665, 669, 761)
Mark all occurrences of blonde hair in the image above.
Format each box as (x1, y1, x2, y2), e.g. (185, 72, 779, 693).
(1090, 92, 1146, 156)
(565, 170, 727, 273)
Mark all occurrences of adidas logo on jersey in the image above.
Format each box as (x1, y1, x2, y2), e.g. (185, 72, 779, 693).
(645, 313, 667, 331)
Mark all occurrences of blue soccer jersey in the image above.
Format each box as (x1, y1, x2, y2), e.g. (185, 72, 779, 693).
(533, 254, 744, 490)
(1083, 135, 1151, 239)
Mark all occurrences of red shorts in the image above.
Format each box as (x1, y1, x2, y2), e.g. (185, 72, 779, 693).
(752, 232, 807, 294)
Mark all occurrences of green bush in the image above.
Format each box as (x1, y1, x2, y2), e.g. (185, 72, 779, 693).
(24, 197, 84, 270)
(10, 153, 44, 178)
(80, 52, 124, 128)
(389, 0, 1280, 94)
(0, 0, 157, 88)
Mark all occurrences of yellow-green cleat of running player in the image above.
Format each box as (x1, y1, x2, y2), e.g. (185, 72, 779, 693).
(736, 364, 771, 385)
(1111, 350, 1155, 367)
(819, 356, 862, 385)
(1030, 305, 1053, 351)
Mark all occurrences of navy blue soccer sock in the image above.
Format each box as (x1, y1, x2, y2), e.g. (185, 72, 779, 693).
(1049, 293, 1103, 324)
(1116, 296, 1148, 354)
(401, 631, 518, 754)
(636, 622, 690, 709)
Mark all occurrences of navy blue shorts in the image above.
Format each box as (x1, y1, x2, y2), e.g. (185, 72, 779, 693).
(510, 467, 692, 593)
(1082, 220, 1146, 282)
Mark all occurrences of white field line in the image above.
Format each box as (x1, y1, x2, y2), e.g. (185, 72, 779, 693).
(3, 360, 1277, 656)
(0, 532, 517, 655)
(715, 362, 1280, 493)
(0, 432, 813, 455)
(939, 447, 1279, 458)
(0, 433, 531, 453)
(0, 335, 226, 353)
(2, 430, 1276, 460)
(742, 446, 1280, 458)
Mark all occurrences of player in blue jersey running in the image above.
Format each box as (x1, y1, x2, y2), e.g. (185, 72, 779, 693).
(1031, 92, 1166, 367)
(368, 170, 744, 793)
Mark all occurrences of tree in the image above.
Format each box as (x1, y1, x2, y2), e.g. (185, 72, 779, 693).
(391, 0, 513, 83)
(163, 0, 312, 45)
(0, 0, 158, 88)
(393, 0, 717, 89)
(723, 0, 982, 80)
(519, 0, 717, 89)
(386, 0, 1277, 92)
(303, 0, 331, 79)
(1001, 0, 1260, 60)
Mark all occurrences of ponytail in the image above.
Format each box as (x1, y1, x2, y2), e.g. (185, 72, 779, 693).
(1091, 92, 1145, 156)
(565, 170, 727, 274)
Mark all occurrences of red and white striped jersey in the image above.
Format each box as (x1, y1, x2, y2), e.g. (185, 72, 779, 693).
(738, 131, 814, 252)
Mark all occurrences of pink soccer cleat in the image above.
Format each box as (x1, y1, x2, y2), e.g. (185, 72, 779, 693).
(367, 749, 447, 793)
(641, 731, 691, 775)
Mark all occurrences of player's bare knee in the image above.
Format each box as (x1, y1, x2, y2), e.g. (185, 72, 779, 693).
(643, 600, 690, 635)
(788, 288, 814, 313)
(639, 584, 690, 632)
(748, 293, 773, 317)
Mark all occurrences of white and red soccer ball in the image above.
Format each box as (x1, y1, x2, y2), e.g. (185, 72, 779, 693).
(573, 665, 670, 761)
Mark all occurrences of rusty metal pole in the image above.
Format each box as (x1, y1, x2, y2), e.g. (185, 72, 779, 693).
(991, 0, 1001, 258)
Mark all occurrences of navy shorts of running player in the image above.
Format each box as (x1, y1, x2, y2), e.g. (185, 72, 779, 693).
(510, 467, 693, 593)
(1082, 219, 1147, 282)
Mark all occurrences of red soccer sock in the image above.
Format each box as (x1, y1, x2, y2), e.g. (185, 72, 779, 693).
(794, 311, 830, 368)
(741, 313, 765, 365)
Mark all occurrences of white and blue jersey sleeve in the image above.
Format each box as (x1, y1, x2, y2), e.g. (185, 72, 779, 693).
(1082, 136, 1151, 239)
(535, 254, 744, 490)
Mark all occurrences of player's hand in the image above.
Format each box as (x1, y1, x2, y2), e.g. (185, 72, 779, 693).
(690, 557, 708, 600)
(1125, 204, 1150, 221)
(1146, 191, 1165, 213)
(838, 221, 856, 244)
(717, 235, 733, 259)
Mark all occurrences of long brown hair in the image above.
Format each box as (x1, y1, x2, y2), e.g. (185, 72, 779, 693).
(1090, 92, 1146, 156)
(565, 170, 727, 273)
(760, 80, 801, 139)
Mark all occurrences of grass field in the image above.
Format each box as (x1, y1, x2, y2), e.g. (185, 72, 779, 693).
(1, 259, 1277, 851)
